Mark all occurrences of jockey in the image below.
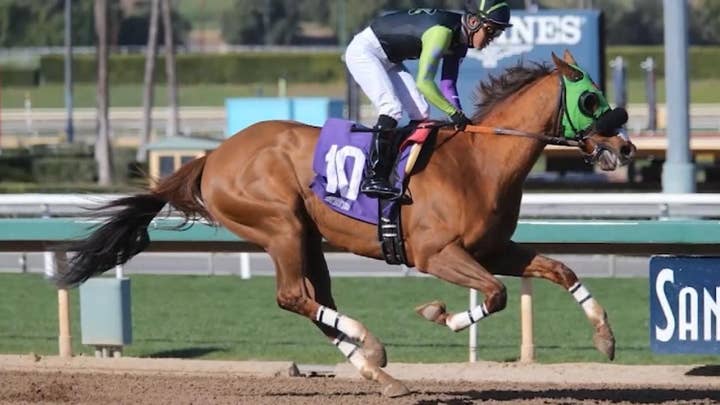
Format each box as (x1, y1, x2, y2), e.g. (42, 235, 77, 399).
(344, 0, 512, 199)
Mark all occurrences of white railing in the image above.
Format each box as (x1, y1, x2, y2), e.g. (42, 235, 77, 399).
(520, 193, 720, 218)
(3, 193, 720, 218)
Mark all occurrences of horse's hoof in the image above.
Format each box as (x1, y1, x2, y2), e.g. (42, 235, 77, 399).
(362, 332, 387, 368)
(593, 323, 616, 361)
(382, 380, 411, 398)
(415, 300, 447, 323)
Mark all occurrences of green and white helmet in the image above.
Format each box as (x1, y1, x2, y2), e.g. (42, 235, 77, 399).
(465, 0, 513, 28)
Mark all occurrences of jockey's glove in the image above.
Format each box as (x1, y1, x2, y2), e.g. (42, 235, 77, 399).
(450, 111, 472, 131)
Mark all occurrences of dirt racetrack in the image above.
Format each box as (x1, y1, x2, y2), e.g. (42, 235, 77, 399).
(0, 355, 718, 404)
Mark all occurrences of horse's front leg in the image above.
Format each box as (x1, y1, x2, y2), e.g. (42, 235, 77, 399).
(268, 230, 409, 398)
(487, 242, 615, 360)
(415, 243, 507, 332)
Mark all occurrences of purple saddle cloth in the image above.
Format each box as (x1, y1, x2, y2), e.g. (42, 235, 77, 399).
(310, 118, 413, 224)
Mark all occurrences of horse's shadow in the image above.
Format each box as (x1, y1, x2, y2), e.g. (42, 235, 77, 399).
(142, 346, 226, 358)
(686, 364, 720, 376)
(414, 387, 719, 404)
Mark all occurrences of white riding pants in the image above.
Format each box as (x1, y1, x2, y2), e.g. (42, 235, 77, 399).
(344, 27, 430, 122)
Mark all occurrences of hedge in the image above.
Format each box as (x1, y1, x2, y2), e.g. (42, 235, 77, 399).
(1, 46, 714, 88)
(0, 154, 34, 182)
(0, 145, 139, 184)
(0, 66, 39, 86)
(0, 182, 142, 193)
(39, 52, 345, 84)
(32, 157, 97, 183)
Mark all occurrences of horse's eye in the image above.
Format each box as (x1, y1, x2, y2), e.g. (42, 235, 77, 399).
(579, 92, 598, 117)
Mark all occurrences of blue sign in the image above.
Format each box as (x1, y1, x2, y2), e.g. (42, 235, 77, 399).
(649, 256, 720, 354)
(405, 9, 603, 119)
(225, 97, 344, 137)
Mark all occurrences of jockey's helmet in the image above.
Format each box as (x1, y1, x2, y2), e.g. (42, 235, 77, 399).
(464, 0, 513, 30)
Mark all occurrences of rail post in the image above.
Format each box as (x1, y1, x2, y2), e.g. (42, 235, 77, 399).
(55, 251, 73, 358)
(641, 57, 657, 132)
(239, 253, 251, 279)
(609, 56, 627, 110)
(520, 278, 535, 362)
(469, 289, 478, 362)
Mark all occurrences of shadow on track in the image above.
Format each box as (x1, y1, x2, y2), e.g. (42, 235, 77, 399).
(414, 387, 719, 404)
(143, 346, 226, 358)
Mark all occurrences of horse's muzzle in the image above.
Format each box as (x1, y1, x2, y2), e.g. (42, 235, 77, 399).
(620, 141, 637, 163)
(585, 141, 634, 171)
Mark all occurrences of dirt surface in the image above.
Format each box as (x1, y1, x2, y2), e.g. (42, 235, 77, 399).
(0, 355, 718, 404)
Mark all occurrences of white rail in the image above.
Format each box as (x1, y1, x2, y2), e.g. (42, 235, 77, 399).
(3, 193, 720, 206)
(521, 193, 720, 205)
(2, 193, 720, 218)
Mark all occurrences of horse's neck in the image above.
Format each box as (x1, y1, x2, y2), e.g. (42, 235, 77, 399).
(471, 80, 558, 189)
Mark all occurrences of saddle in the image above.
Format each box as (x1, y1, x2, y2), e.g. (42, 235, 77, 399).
(310, 119, 439, 266)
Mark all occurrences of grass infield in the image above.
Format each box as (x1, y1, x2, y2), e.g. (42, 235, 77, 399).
(0, 274, 716, 365)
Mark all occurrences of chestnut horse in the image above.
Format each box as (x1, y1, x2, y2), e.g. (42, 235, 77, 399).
(58, 51, 635, 397)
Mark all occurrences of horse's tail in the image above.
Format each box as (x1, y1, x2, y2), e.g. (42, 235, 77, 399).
(55, 156, 210, 288)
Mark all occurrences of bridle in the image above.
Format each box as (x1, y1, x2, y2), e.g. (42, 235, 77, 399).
(459, 71, 627, 163)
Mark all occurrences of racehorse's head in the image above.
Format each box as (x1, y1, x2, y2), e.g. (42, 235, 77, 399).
(552, 51, 636, 171)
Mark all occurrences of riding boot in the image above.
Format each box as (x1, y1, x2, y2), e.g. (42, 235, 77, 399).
(361, 115, 402, 200)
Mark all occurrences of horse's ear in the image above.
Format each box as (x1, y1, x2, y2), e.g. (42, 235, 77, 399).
(552, 52, 583, 81)
(563, 49, 578, 65)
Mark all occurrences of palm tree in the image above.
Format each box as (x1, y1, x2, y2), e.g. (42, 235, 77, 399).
(161, 0, 179, 137)
(94, 0, 113, 185)
(138, 0, 161, 162)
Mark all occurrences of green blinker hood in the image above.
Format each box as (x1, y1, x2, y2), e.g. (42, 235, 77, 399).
(561, 64, 611, 139)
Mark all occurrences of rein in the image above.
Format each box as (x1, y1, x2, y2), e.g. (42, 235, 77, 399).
(460, 72, 583, 147)
(462, 124, 581, 147)
(351, 122, 581, 147)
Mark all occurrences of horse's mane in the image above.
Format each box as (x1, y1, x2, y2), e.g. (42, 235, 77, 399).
(471, 62, 554, 122)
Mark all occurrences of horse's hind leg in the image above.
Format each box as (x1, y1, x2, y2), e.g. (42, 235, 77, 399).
(272, 227, 409, 397)
(488, 242, 615, 360)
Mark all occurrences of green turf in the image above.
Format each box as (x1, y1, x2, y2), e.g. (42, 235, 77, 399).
(0, 274, 716, 365)
(0, 78, 716, 109)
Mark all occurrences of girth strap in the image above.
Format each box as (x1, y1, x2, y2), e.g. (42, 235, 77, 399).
(378, 199, 407, 265)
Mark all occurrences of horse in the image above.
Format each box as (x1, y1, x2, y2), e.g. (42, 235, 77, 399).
(57, 51, 635, 397)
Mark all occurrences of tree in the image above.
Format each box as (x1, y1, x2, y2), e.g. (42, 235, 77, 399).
(0, 1, 67, 46)
(94, 0, 113, 186)
(691, 0, 720, 44)
(117, 4, 191, 46)
(602, 0, 664, 45)
(0, 0, 186, 47)
(221, 0, 300, 45)
(162, 0, 179, 137)
(138, 0, 160, 162)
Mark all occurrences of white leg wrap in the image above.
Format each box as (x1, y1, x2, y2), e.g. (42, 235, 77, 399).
(569, 282, 593, 309)
(445, 303, 489, 332)
(569, 282, 604, 321)
(333, 333, 368, 370)
(316, 306, 365, 341)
